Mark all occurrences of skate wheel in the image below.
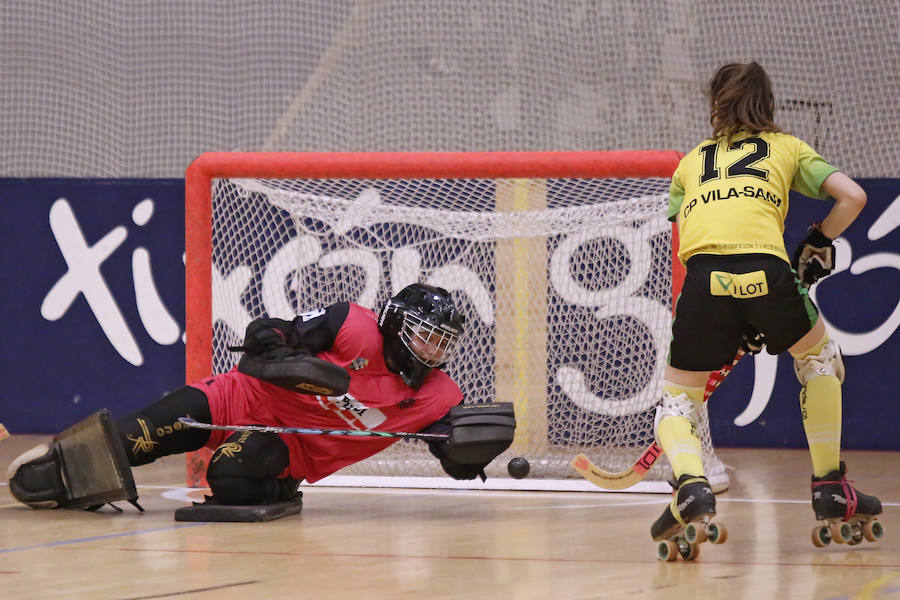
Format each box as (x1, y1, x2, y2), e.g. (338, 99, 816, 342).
(862, 519, 884, 542)
(684, 523, 707, 544)
(657, 540, 678, 562)
(811, 525, 831, 548)
(829, 521, 852, 544)
(849, 523, 866, 545)
(708, 522, 727, 544)
(679, 541, 700, 561)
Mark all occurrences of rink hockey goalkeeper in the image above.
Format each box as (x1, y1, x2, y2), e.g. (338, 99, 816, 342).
(8, 284, 516, 521)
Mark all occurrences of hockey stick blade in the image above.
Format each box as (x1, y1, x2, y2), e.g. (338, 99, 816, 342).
(571, 442, 663, 490)
(571, 347, 746, 490)
(178, 417, 449, 441)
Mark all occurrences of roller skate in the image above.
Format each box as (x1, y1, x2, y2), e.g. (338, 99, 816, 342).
(651, 474, 727, 561)
(810, 462, 884, 547)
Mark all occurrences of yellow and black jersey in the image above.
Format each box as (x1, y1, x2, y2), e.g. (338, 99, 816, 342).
(669, 130, 838, 264)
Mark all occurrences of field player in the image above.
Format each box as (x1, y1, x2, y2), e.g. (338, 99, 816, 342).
(651, 62, 881, 543)
(9, 284, 515, 518)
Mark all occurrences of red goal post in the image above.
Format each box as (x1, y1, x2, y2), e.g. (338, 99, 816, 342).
(183, 151, 720, 491)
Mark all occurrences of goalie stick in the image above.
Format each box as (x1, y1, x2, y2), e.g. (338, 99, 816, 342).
(178, 417, 449, 441)
(571, 347, 745, 490)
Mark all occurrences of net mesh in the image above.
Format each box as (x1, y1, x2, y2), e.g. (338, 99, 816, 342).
(207, 173, 728, 488)
(1, 1, 898, 178)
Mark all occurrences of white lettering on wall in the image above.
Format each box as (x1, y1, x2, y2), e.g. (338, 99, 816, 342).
(41, 198, 181, 366)
(551, 214, 671, 416)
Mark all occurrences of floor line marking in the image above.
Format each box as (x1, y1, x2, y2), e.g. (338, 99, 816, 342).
(114, 547, 900, 570)
(0, 523, 207, 554)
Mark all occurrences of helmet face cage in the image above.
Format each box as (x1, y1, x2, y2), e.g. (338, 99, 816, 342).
(397, 311, 461, 367)
(378, 284, 465, 378)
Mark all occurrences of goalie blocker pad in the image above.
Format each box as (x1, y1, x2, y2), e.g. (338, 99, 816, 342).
(445, 402, 516, 465)
(238, 353, 350, 396)
(7, 410, 140, 510)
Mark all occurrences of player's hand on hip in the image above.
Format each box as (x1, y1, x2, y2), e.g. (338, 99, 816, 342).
(791, 223, 835, 286)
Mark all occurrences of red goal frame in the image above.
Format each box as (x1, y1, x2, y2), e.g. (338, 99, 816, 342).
(184, 150, 683, 486)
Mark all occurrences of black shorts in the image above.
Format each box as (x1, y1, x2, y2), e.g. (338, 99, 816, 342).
(669, 253, 819, 371)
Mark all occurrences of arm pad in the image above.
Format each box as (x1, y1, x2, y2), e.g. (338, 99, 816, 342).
(237, 353, 350, 396)
(230, 304, 348, 358)
(426, 402, 516, 480)
(229, 308, 352, 395)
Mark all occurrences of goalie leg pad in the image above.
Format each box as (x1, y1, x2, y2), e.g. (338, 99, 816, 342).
(187, 429, 301, 521)
(205, 429, 296, 505)
(793, 337, 845, 385)
(238, 353, 350, 396)
(445, 402, 516, 465)
(8, 410, 138, 510)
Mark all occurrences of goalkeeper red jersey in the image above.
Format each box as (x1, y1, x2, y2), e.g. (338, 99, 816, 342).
(191, 303, 463, 482)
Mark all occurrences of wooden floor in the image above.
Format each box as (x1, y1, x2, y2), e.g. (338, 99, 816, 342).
(1, 435, 897, 600)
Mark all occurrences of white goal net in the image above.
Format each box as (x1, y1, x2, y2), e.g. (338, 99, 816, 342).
(187, 152, 729, 492)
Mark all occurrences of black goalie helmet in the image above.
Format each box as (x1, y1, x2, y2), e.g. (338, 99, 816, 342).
(378, 283, 465, 389)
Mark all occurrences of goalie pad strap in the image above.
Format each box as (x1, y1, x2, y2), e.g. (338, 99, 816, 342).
(238, 354, 350, 396)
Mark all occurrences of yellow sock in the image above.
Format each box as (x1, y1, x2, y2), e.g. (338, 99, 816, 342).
(657, 382, 706, 479)
(792, 335, 842, 478)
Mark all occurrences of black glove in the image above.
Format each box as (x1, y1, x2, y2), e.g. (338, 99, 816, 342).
(425, 403, 515, 482)
(229, 318, 296, 358)
(791, 223, 835, 286)
(739, 327, 766, 355)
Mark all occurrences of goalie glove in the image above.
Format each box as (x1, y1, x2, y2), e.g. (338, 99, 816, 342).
(230, 318, 350, 395)
(229, 318, 295, 360)
(425, 402, 516, 481)
(791, 223, 835, 286)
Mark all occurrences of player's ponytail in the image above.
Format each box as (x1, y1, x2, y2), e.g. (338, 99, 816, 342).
(708, 61, 781, 143)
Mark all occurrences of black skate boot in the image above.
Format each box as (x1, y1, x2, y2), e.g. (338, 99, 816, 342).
(8, 411, 141, 511)
(810, 461, 884, 547)
(8, 444, 66, 508)
(651, 474, 727, 561)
